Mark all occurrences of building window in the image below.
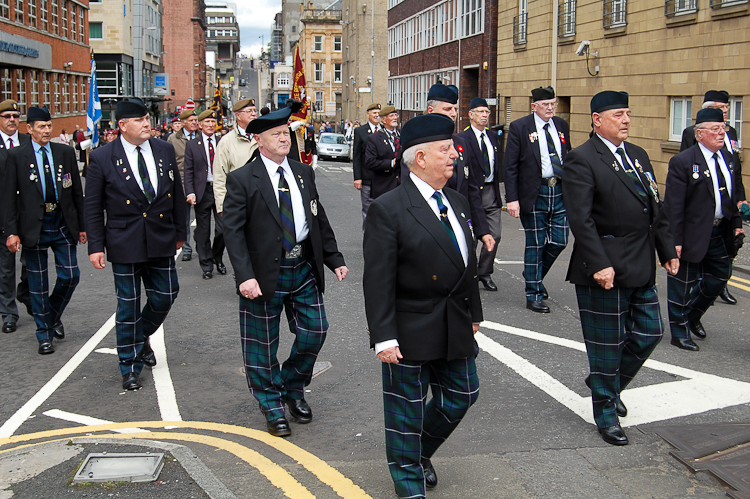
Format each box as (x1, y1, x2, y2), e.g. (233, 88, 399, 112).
(505, 97, 512, 124)
(70, 2, 75, 36)
(603, 0, 626, 28)
(729, 98, 743, 146)
(277, 72, 289, 86)
(0, 0, 9, 19)
(61, 0, 68, 38)
(558, 0, 576, 36)
(334, 63, 342, 82)
(315, 91, 324, 111)
(54, 75, 60, 114)
(29, 70, 39, 106)
(78, 4, 83, 41)
(1, 70, 10, 101)
(50, 0, 58, 34)
(670, 97, 692, 142)
(39, 0, 47, 31)
(314, 62, 323, 82)
(72, 76, 79, 112)
(15, 70, 26, 115)
(28, 0, 36, 27)
(514, 0, 527, 45)
(15, 0, 23, 23)
(314, 35, 322, 51)
(80, 81, 85, 111)
(387, 68, 458, 111)
(63, 76, 70, 113)
(334, 36, 342, 51)
(709, 0, 747, 7)
(387, 0, 405, 8)
(292, 25, 296, 33)
(461, 0, 483, 37)
(665, 0, 697, 15)
(43, 73, 50, 107)
(89, 22, 102, 39)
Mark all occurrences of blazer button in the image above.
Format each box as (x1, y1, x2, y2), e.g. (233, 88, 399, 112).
(126, 200, 130, 204)
(143, 213, 147, 217)
(160, 214, 164, 218)
(277, 237, 281, 242)
(274, 257, 279, 262)
(432, 275, 437, 280)
(643, 208, 648, 214)
(168, 193, 171, 198)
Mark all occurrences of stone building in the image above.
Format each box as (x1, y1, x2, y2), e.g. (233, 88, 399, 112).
(270, 63, 293, 109)
(387, 0, 499, 130)
(163, 0, 206, 110)
(205, 0, 239, 89)
(0, 0, 90, 132)
(497, 0, 748, 185)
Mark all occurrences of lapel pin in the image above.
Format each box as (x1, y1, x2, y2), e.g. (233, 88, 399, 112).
(168, 170, 174, 181)
(704, 170, 710, 177)
(461, 212, 465, 218)
(123, 168, 128, 173)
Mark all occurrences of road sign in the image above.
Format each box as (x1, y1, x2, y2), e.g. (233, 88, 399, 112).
(185, 100, 196, 110)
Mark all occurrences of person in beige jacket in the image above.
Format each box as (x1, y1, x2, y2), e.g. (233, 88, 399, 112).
(168, 108, 199, 260)
(213, 98, 259, 214)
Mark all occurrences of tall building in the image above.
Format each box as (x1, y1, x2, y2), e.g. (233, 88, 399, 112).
(281, 0, 334, 61)
(270, 12, 284, 63)
(0, 0, 90, 132)
(163, 0, 206, 111)
(497, 0, 748, 184)
(205, 0, 240, 91)
(89, 0, 165, 124)
(387, 0, 499, 130)
(341, 0, 388, 122)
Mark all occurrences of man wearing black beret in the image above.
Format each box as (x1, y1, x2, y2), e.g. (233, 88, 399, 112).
(5, 106, 86, 355)
(664, 107, 744, 352)
(364, 113, 482, 498)
(562, 91, 679, 446)
(85, 98, 187, 390)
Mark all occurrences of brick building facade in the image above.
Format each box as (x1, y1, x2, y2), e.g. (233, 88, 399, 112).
(163, 0, 206, 110)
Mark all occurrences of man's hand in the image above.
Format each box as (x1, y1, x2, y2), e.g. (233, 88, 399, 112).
(481, 234, 495, 252)
(90, 252, 106, 269)
(79, 232, 87, 244)
(738, 200, 748, 208)
(334, 266, 349, 281)
(593, 267, 615, 290)
(6, 235, 20, 253)
(377, 346, 403, 364)
(736, 228, 745, 236)
(675, 245, 682, 259)
(353, 180, 362, 190)
(507, 200, 520, 218)
(186, 194, 196, 205)
(472, 323, 480, 334)
(177, 240, 185, 250)
(239, 278, 262, 299)
(663, 258, 680, 275)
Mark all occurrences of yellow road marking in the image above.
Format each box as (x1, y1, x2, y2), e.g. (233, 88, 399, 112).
(0, 421, 372, 499)
(730, 275, 750, 285)
(727, 279, 750, 293)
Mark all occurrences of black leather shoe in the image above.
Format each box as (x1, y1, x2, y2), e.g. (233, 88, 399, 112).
(599, 425, 628, 446)
(202, 271, 213, 280)
(140, 339, 157, 367)
(52, 321, 64, 339)
(479, 277, 498, 291)
(421, 458, 437, 489)
(671, 337, 699, 351)
(122, 372, 142, 390)
(526, 299, 550, 313)
(719, 286, 737, 304)
(38, 340, 54, 355)
(584, 376, 627, 417)
(215, 261, 227, 275)
(287, 399, 313, 423)
(182, 253, 192, 261)
(2, 320, 16, 333)
(689, 320, 706, 339)
(267, 417, 292, 437)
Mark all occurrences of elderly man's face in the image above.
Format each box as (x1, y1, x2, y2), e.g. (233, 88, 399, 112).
(428, 101, 458, 123)
(695, 122, 726, 153)
(257, 124, 291, 159)
(200, 118, 217, 136)
(469, 106, 490, 129)
(531, 98, 557, 121)
(171, 121, 182, 132)
(119, 115, 152, 145)
(27, 120, 53, 146)
(235, 106, 257, 128)
(367, 109, 380, 125)
(184, 116, 199, 132)
(415, 139, 458, 190)
(382, 112, 398, 130)
(593, 108, 630, 146)
(0, 108, 20, 135)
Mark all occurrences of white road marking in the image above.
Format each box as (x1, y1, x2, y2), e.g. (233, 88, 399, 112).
(94, 348, 118, 355)
(43, 409, 149, 433)
(340, 166, 353, 172)
(494, 260, 524, 265)
(150, 326, 182, 422)
(478, 321, 750, 427)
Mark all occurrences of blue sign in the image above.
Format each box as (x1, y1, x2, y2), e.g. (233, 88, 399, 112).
(155, 75, 166, 87)
(0, 41, 39, 58)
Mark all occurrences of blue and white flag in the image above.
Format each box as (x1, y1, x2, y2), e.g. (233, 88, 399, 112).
(86, 58, 102, 148)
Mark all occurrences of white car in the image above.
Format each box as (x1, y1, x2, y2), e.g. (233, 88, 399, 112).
(317, 133, 350, 161)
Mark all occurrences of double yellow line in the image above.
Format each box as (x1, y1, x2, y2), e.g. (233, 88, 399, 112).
(728, 274, 750, 293)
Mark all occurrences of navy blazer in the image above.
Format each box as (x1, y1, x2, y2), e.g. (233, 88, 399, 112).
(445, 134, 483, 237)
(0, 133, 31, 235)
(681, 124, 744, 202)
(504, 114, 571, 214)
(184, 133, 221, 204)
(664, 144, 741, 262)
(365, 130, 400, 199)
(352, 123, 377, 185)
(85, 137, 187, 264)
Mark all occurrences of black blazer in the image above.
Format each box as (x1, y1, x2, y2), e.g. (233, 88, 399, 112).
(184, 133, 221, 203)
(504, 114, 572, 214)
(562, 135, 677, 288)
(445, 135, 483, 237)
(664, 145, 741, 262)
(365, 130, 400, 199)
(0, 133, 31, 235)
(85, 137, 187, 264)
(5, 141, 85, 247)
(363, 175, 482, 361)
(352, 123, 377, 185)
(455, 127, 502, 238)
(222, 156, 346, 298)
(681, 124, 744, 201)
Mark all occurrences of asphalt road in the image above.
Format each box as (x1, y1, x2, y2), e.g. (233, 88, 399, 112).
(1, 158, 748, 498)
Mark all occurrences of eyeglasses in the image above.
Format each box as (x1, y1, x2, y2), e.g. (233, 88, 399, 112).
(0, 114, 20, 119)
(535, 101, 558, 109)
(699, 124, 726, 134)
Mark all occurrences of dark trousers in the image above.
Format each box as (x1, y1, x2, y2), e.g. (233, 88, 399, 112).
(382, 356, 479, 499)
(0, 242, 20, 322)
(21, 211, 80, 342)
(667, 226, 731, 339)
(112, 257, 179, 376)
(360, 183, 372, 233)
(239, 254, 328, 423)
(477, 185, 502, 277)
(194, 185, 225, 273)
(183, 203, 193, 255)
(576, 284, 663, 428)
(519, 184, 568, 301)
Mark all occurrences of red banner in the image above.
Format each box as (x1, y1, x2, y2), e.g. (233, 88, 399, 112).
(291, 45, 311, 164)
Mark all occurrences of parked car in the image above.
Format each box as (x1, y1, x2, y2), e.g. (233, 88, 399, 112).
(316, 133, 350, 161)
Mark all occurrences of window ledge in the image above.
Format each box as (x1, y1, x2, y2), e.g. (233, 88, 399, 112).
(660, 140, 681, 154)
(558, 34, 577, 45)
(711, 1, 749, 19)
(666, 11, 698, 26)
(603, 24, 627, 37)
(513, 42, 527, 52)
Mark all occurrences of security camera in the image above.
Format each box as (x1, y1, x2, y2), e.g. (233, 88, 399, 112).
(576, 40, 590, 57)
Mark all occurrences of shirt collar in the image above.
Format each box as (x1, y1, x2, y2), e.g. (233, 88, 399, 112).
(260, 152, 291, 177)
(120, 136, 151, 155)
(184, 129, 194, 139)
(471, 125, 486, 138)
(698, 142, 724, 166)
(368, 122, 378, 132)
(410, 172, 445, 202)
(33, 140, 50, 154)
(0, 130, 18, 145)
(596, 133, 625, 155)
(202, 132, 214, 143)
(533, 112, 552, 130)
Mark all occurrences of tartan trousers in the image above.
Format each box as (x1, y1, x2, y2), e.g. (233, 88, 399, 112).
(667, 227, 731, 339)
(382, 357, 479, 499)
(21, 210, 80, 342)
(575, 284, 663, 429)
(112, 257, 179, 376)
(519, 184, 569, 301)
(239, 255, 328, 423)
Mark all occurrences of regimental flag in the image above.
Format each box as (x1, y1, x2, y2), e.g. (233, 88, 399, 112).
(86, 57, 102, 148)
(291, 45, 311, 164)
(209, 79, 223, 132)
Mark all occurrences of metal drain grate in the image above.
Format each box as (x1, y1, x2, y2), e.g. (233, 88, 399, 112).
(73, 453, 165, 483)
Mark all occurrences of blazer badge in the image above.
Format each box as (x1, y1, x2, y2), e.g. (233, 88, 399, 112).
(62, 173, 72, 189)
(464, 166, 470, 179)
(692, 165, 700, 179)
(529, 132, 538, 143)
(704, 170, 711, 178)
(311, 199, 318, 216)
(28, 163, 38, 182)
(122, 167, 128, 174)
(168, 169, 174, 181)
(558, 131, 566, 144)
(730, 139, 739, 152)
(299, 176, 305, 189)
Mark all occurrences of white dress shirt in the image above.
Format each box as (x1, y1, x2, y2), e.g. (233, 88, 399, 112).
(471, 125, 495, 182)
(121, 137, 158, 195)
(534, 113, 562, 178)
(202, 132, 216, 182)
(698, 142, 733, 219)
(597, 134, 636, 171)
(261, 153, 310, 243)
(724, 133, 733, 153)
(368, 121, 379, 133)
(32, 141, 58, 201)
(0, 130, 19, 149)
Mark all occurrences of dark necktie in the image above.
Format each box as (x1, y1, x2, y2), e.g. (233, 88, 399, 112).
(277, 167, 296, 252)
(136, 145, 156, 203)
(40, 147, 55, 203)
(480, 133, 491, 177)
(207, 137, 214, 173)
(393, 131, 400, 154)
(543, 123, 563, 178)
(616, 147, 649, 205)
(7, 138, 13, 148)
(713, 153, 733, 220)
(432, 191, 461, 255)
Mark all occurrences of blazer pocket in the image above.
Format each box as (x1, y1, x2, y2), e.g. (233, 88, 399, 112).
(107, 220, 126, 229)
(396, 298, 433, 314)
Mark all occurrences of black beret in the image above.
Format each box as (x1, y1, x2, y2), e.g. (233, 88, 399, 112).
(26, 106, 51, 123)
(590, 91, 629, 114)
(447, 85, 458, 95)
(246, 106, 292, 135)
(117, 98, 148, 120)
(695, 107, 724, 125)
(531, 86, 555, 102)
(469, 97, 488, 110)
(400, 113, 455, 153)
(703, 90, 729, 104)
(427, 84, 458, 105)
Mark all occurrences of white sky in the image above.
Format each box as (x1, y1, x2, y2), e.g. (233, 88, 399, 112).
(236, 0, 281, 58)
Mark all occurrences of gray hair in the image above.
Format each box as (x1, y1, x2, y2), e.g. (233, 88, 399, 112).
(425, 100, 441, 111)
(401, 144, 419, 169)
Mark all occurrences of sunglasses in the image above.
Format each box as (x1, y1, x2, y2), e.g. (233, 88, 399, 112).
(0, 114, 20, 119)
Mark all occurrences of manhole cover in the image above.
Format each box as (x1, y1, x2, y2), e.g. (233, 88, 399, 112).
(73, 453, 165, 483)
